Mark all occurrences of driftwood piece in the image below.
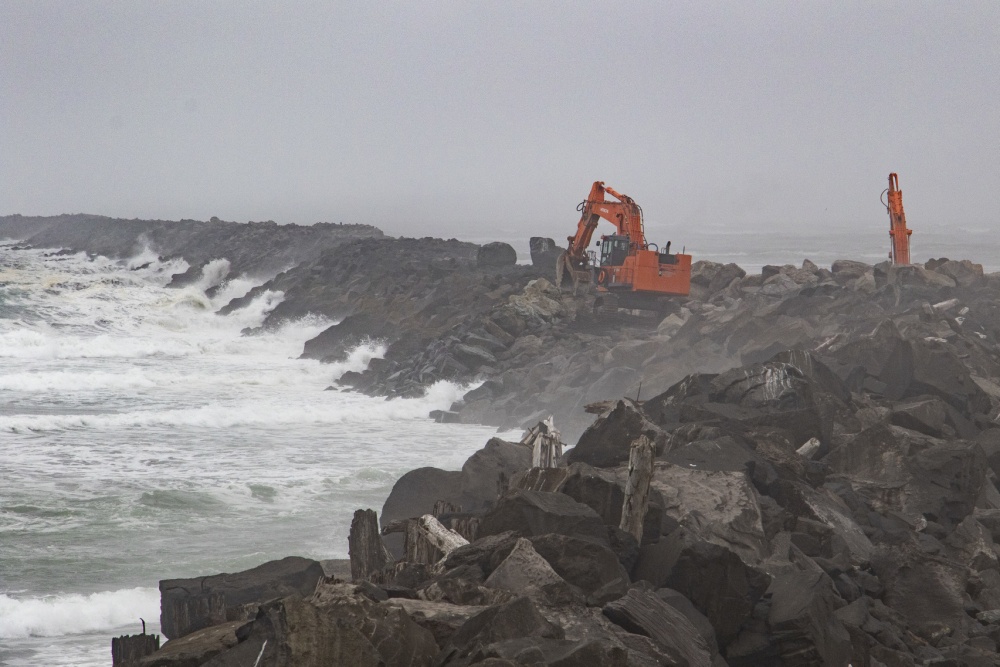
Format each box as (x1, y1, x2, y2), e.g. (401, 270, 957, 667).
(111, 632, 160, 666)
(521, 417, 564, 469)
(406, 514, 470, 565)
(349, 508, 394, 582)
(620, 434, 654, 543)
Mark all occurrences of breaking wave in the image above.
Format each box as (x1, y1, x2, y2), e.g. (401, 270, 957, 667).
(0, 588, 160, 639)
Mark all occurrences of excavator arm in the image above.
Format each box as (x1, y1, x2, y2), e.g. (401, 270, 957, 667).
(564, 181, 647, 266)
(884, 173, 912, 265)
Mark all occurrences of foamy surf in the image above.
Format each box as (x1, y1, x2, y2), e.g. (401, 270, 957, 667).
(0, 588, 160, 639)
(0, 244, 515, 665)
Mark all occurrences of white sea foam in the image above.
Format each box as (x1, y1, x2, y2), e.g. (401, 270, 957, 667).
(0, 378, 468, 432)
(0, 245, 513, 664)
(0, 588, 160, 639)
(193, 258, 231, 292)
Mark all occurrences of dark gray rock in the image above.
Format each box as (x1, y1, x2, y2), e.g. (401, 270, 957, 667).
(458, 438, 532, 512)
(159, 557, 325, 640)
(603, 588, 713, 667)
(566, 399, 667, 468)
(529, 534, 630, 606)
(529, 237, 564, 274)
(447, 596, 564, 654)
(479, 490, 609, 545)
(381, 467, 463, 558)
(477, 242, 518, 268)
(766, 570, 852, 667)
(632, 528, 772, 646)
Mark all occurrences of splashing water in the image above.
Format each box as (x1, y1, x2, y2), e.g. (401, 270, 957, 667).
(0, 244, 512, 665)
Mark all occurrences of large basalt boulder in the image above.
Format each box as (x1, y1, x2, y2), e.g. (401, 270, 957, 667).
(202, 583, 440, 667)
(381, 467, 463, 558)
(766, 571, 852, 666)
(138, 621, 242, 667)
(708, 262, 747, 293)
(766, 481, 874, 565)
(655, 588, 719, 655)
(445, 596, 565, 660)
(649, 462, 768, 563)
(478, 490, 608, 545)
(825, 426, 988, 529)
(830, 259, 873, 279)
(159, 557, 326, 640)
(513, 463, 665, 547)
(890, 396, 949, 436)
(930, 259, 984, 287)
(871, 545, 974, 643)
(602, 588, 713, 667)
(383, 598, 486, 648)
(566, 399, 668, 468)
(529, 237, 564, 273)
(458, 438, 532, 512)
(477, 241, 517, 268)
(632, 528, 772, 646)
(828, 320, 913, 400)
(884, 263, 957, 289)
(908, 339, 991, 416)
(508, 279, 565, 322)
(529, 534, 630, 606)
(484, 537, 583, 606)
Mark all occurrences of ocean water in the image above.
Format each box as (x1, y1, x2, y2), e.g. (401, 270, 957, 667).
(0, 244, 514, 666)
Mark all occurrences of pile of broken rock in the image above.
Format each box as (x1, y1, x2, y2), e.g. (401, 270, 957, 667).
(137, 312, 1000, 665)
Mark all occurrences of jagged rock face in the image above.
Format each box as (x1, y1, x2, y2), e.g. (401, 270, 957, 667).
(649, 463, 768, 563)
(764, 570, 853, 666)
(478, 490, 609, 545)
(197, 584, 440, 667)
(567, 400, 668, 468)
(633, 527, 772, 646)
(602, 588, 713, 667)
(529, 237, 564, 274)
(528, 534, 630, 606)
(158, 557, 325, 640)
(137, 621, 242, 667)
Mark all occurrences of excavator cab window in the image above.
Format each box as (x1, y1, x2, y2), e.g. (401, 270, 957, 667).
(600, 236, 629, 267)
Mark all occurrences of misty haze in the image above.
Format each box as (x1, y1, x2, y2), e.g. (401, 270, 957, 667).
(3, 4, 1000, 666)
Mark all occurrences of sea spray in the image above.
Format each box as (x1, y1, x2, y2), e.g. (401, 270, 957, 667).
(0, 589, 160, 639)
(0, 244, 515, 665)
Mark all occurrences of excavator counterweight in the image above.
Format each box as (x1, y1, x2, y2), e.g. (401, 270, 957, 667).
(556, 181, 691, 303)
(884, 173, 912, 265)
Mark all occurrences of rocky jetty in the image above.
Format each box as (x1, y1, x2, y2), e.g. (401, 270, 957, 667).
(136, 321, 1000, 664)
(0, 213, 383, 284)
(131, 253, 1000, 666)
(9, 215, 1000, 664)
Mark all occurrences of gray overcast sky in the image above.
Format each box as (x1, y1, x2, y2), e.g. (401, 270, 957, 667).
(2, 2, 998, 245)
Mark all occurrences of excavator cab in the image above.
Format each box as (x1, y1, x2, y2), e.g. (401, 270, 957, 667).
(599, 235, 630, 267)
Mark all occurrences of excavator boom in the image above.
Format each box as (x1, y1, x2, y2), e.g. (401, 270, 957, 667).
(885, 173, 912, 265)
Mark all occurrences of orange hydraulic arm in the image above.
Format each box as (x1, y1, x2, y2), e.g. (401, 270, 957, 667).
(884, 173, 912, 265)
(564, 181, 647, 267)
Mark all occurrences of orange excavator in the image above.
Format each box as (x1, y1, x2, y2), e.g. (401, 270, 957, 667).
(556, 181, 691, 306)
(882, 173, 912, 265)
